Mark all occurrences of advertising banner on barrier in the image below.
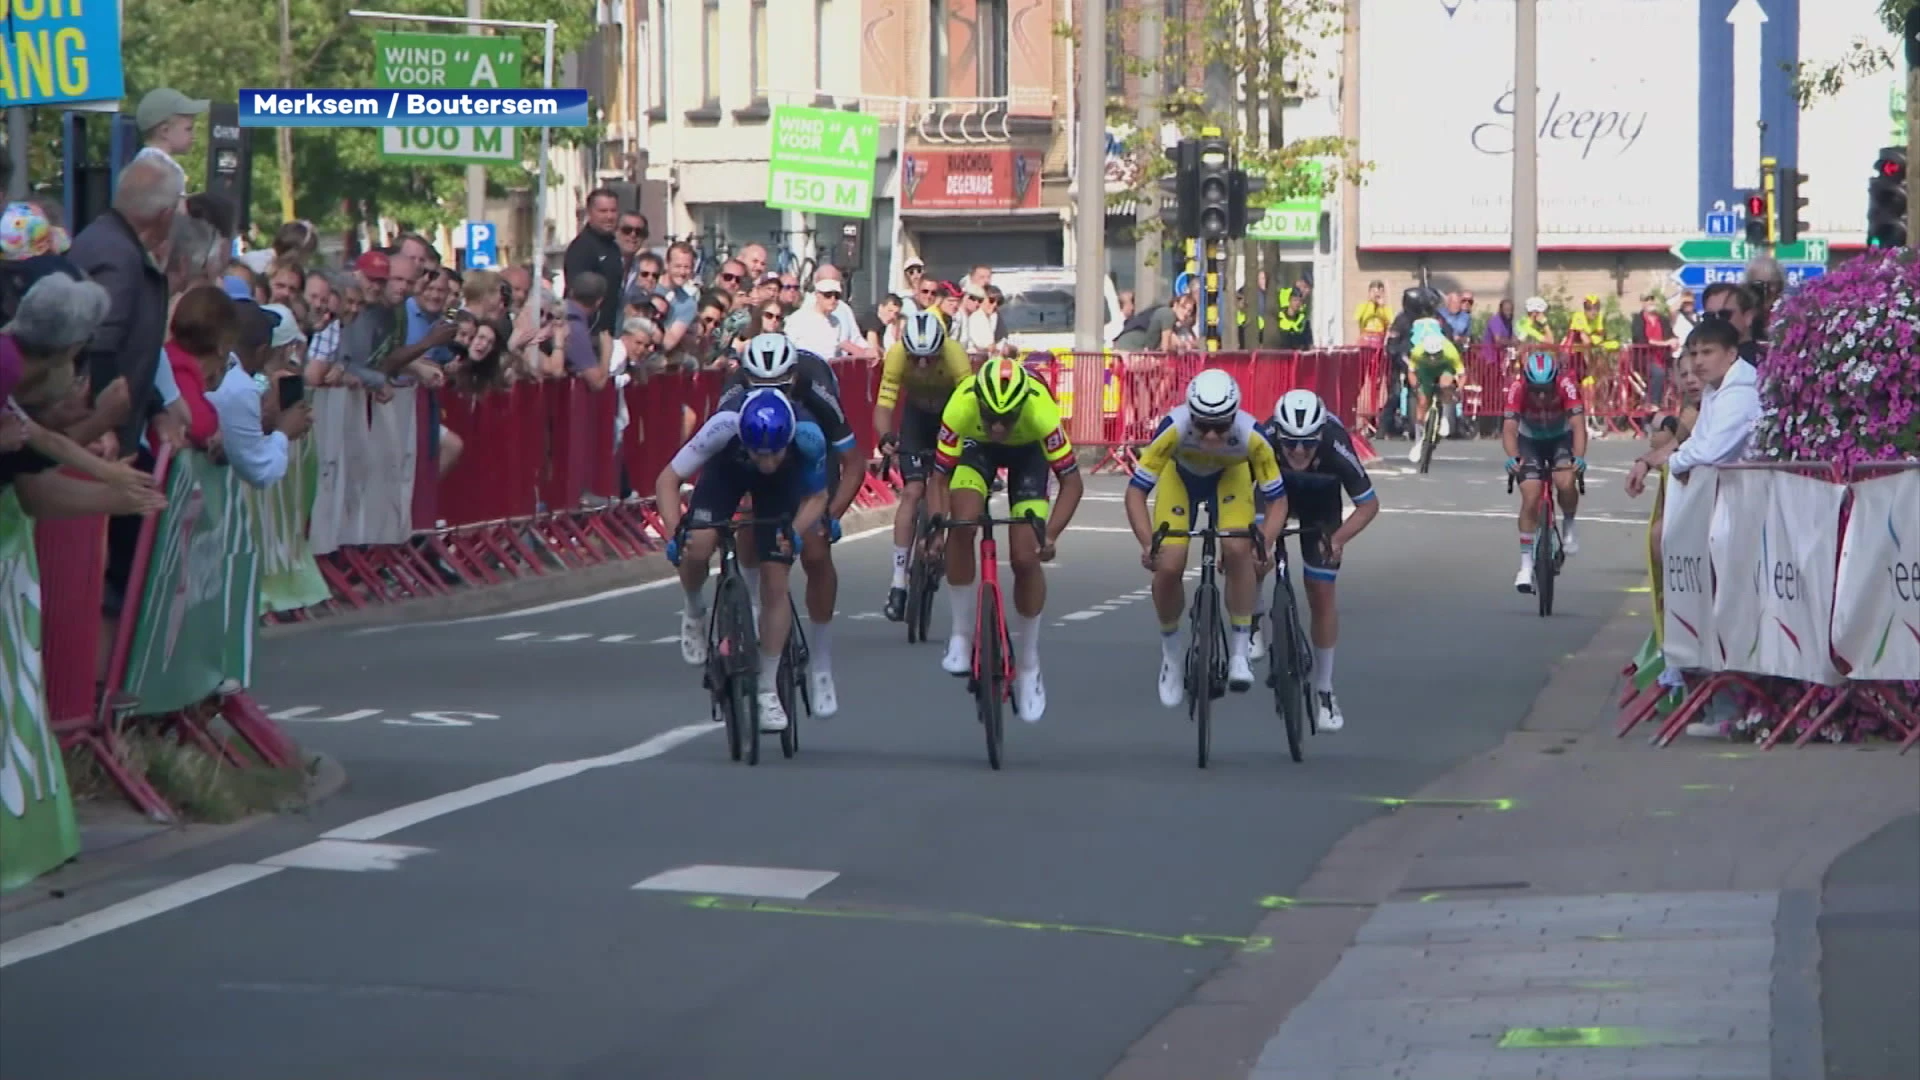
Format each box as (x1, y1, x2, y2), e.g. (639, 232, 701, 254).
(250, 438, 330, 613)
(1659, 467, 1716, 668)
(1832, 470, 1920, 681)
(123, 452, 261, 715)
(0, 490, 80, 891)
(309, 387, 418, 554)
(1756, 472, 1846, 686)
(1709, 468, 1770, 671)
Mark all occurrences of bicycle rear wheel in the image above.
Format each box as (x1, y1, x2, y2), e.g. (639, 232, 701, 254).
(777, 619, 805, 759)
(1536, 523, 1558, 617)
(1418, 401, 1440, 474)
(978, 588, 1007, 770)
(1272, 576, 1309, 763)
(715, 572, 760, 765)
(906, 505, 931, 644)
(1191, 584, 1218, 769)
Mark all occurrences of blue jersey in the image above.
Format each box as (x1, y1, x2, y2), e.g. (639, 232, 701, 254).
(669, 408, 829, 496)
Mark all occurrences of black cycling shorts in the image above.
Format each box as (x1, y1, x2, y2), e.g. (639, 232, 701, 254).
(1284, 494, 1343, 577)
(895, 404, 942, 485)
(1516, 433, 1575, 482)
(685, 459, 807, 564)
(951, 438, 1051, 519)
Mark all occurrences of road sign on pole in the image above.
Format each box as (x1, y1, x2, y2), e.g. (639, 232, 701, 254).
(1781, 262, 1827, 288)
(376, 31, 521, 165)
(1672, 263, 1749, 289)
(765, 105, 880, 219)
(1670, 237, 1751, 262)
(1704, 210, 1738, 237)
(465, 222, 498, 268)
(1769, 238, 1829, 263)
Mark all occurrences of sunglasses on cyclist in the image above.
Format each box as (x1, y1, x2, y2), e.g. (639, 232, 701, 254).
(1278, 437, 1318, 452)
(1191, 418, 1235, 435)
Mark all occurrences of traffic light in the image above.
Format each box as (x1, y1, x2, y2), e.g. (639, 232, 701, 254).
(1775, 168, 1809, 245)
(1164, 139, 1201, 239)
(1868, 147, 1907, 248)
(1227, 169, 1249, 238)
(1195, 128, 1231, 242)
(1743, 191, 1769, 244)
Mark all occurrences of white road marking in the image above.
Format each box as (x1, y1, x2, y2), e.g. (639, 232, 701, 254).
(548, 633, 593, 642)
(261, 840, 433, 873)
(268, 707, 382, 724)
(849, 612, 885, 621)
(497, 631, 538, 641)
(633, 865, 840, 900)
(323, 723, 719, 843)
(600, 634, 635, 643)
(649, 635, 679, 645)
(1062, 611, 1103, 621)
(0, 865, 284, 969)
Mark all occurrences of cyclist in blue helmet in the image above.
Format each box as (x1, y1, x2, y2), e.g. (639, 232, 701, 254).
(1501, 347, 1587, 593)
(655, 387, 830, 733)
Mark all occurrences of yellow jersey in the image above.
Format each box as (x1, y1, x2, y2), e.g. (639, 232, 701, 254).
(1129, 407, 1284, 500)
(878, 339, 974, 412)
(934, 373, 1076, 476)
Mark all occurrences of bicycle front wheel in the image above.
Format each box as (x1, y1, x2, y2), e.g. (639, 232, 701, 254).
(906, 505, 931, 644)
(1418, 402, 1440, 474)
(1536, 524, 1558, 617)
(1272, 576, 1309, 763)
(1192, 584, 1218, 769)
(978, 588, 1007, 770)
(715, 572, 761, 765)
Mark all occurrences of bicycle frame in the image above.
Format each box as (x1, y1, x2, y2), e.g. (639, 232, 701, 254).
(948, 513, 1047, 681)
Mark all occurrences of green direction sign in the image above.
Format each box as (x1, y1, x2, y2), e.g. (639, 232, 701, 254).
(375, 31, 522, 166)
(1670, 237, 1749, 263)
(1246, 162, 1324, 243)
(766, 105, 880, 219)
(1772, 238, 1829, 263)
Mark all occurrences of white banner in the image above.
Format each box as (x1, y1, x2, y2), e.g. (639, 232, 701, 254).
(308, 387, 419, 555)
(1707, 468, 1770, 673)
(1660, 466, 1717, 671)
(1355, 0, 1698, 248)
(1831, 470, 1920, 682)
(1752, 472, 1846, 685)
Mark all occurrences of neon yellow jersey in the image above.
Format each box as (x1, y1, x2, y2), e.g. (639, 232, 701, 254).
(1411, 336, 1464, 374)
(933, 373, 1076, 476)
(878, 338, 973, 411)
(1129, 407, 1283, 500)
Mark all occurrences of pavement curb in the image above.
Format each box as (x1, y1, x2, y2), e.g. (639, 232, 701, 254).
(0, 750, 348, 919)
(260, 503, 901, 638)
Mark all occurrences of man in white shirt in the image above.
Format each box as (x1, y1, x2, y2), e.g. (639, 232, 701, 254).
(783, 277, 859, 359)
(208, 303, 311, 489)
(1624, 318, 1758, 496)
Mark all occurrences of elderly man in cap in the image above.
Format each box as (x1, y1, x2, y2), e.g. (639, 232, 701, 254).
(137, 87, 210, 164)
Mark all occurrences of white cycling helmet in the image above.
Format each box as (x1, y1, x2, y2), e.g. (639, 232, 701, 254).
(740, 332, 798, 381)
(1185, 368, 1241, 423)
(900, 309, 946, 357)
(1271, 388, 1329, 440)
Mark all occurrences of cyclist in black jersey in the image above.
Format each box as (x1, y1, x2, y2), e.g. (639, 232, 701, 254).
(1253, 389, 1381, 732)
(717, 334, 867, 716)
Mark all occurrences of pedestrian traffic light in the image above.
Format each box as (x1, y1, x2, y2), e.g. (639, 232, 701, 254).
(1195, 128, 1231, 242)
(1868, 147, 1907, 248)
(1774, 168, 1809, 245)
(1165, 139, 1201, 239)
(1743, 191, 1769, 244)
(1227, 169, 1249, 239)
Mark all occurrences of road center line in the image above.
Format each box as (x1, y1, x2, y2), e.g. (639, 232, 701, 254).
(0, 865, 284, 969)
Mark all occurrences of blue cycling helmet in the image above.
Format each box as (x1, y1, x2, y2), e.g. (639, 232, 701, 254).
(1522, 349, 1559, 386)
(738, 388, 797, 453)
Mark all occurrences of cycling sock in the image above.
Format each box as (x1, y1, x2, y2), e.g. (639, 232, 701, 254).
(1160, 627, 1180, 659)
(950, 588, 977, 642)
(758, 649, 781, 686)
(1519, 531, 1536, 560)
(1012, 613, 1040, 671)
(683, 582, 706, 615)
(1562, 511, 1576, 533)
(1312, 646, 1335, 693)
(890, 546, 910, 589)
(742, 564, 761, 598)
(809, 619, 833, 672)
(1231, 623, 1251, 661)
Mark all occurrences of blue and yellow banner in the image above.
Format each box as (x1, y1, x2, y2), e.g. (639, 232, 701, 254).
(0, 0, 124, 107)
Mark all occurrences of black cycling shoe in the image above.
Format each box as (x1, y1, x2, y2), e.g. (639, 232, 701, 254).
(883, 587, 908, 622)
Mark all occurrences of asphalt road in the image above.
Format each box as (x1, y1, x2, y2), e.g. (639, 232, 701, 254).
(1820, 812, 1920, 1080)
(1, 439, 1654, 1080)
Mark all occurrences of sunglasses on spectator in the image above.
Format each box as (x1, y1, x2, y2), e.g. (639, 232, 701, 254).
(719, 272, 742, 284)
(619, 225, 646, 237)
(780, 283, 800, 293)
(636, 268, 659, 279)
(1701, 308, 1733, 321)
(761, 309, 783, 322)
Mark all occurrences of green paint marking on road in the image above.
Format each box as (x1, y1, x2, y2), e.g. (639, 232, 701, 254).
(1571, 980, 1636, 990)
(1579, 933, 1626, 941)
(1683, 783, 1735, 791)
(1257, 895, 1373, 910)
(1416, 892, 1447, 903)
(1714, 751, 1756, 759)
(1499, 1025, 1652, 1049)
(684, 896, 1271, 952)
(1364, 796, 1516, 811)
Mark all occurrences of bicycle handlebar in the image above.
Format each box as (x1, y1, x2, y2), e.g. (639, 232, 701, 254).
(929, 511, 1048, 545)
(1506, 465, 1587, 494)
(1148, 522, 1278, 561)
(677, 515, 797, 546)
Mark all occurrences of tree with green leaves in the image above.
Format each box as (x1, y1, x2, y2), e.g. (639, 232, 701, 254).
(24, 0, 592, 236)
(1794, 0, 1917, 242)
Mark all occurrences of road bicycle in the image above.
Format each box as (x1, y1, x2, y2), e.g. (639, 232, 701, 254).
(680, 516, 799, 764)
(1149, 512, 1264, 769)
(1264, 526, 1315, 763)
(882, 451, 942, 645)
(930, 510, 1046, 771)
(773, 594, 810, 759)
(1506, 454, 1586, 617)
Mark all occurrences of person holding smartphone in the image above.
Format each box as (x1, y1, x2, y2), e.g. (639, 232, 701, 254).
(208, 302, 310, 489)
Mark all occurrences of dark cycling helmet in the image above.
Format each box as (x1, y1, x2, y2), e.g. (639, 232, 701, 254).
(1400, 286, 1437, 319)
(1522, 349, 1560, 386)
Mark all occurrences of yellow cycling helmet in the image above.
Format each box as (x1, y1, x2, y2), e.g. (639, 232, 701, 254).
(974, 356, 1036, 421)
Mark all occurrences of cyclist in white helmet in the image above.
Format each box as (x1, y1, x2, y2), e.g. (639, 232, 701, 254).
(1124, 368, 1290, 708)
(1252, 389, 1381, 732)
(712, 332, 865, 716)
(875, 309, 974, 620)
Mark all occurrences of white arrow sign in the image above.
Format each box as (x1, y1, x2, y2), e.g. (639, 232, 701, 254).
(1729, 0, 1768, 190)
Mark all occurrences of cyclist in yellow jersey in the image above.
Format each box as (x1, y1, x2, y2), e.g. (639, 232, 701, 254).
(1123, 369, 1290, 707)
(876, 311, 976, 621)
(928, 356, 1085, 722)
(1406, 317, 1465, 464)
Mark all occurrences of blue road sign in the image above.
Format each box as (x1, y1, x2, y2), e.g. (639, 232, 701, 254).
(1673, 263, 1748, 289)
(1704, 211, 1738, 237)
(466, 222, 498, 270)
(1782, 262, 1826, 288)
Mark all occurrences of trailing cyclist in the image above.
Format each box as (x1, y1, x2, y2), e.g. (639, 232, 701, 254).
(1123, 369, 1289, 708)
(716, 333, 866, 716)
(655, 388, 830, 733)
(1254, 389, 1380, 733)
(1502, 349, 1588, 593)
(874, 310, 974, 623)
(1405, 317, 1465, 464)
(927, 357, 1085, 723)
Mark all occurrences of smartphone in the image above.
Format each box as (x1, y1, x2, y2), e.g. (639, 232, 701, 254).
(277, 376, 305, 411)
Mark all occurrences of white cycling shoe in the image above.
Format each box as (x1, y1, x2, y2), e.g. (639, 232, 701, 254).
(1515, 563, 1535, 594)
(941, 636, 973, 676)
(1315, 691, 1345, 732)
(1562, 529, 1580, 556)
(1228, 654, 1255, 692)
(756, 689, 789, 732)
(1406, 438, 1424, 464)
(1014, 667, 1046, 723)
(809, 669, 838, 718)
(680, 609, 707, 666)
(1158, 654, 1184, 708)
